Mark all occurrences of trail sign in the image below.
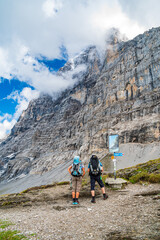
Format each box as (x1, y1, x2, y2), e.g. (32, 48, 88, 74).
(114, 153, 124, 157)
(109, 135, 119, 153)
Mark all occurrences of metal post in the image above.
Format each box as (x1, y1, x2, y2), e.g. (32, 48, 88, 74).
(113, 158, 117, 180)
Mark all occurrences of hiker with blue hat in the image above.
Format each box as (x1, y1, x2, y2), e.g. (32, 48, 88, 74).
(68, 156, 85, 204)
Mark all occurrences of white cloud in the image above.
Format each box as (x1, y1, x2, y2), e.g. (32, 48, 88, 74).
(7, 88, 40, 119)
(0, 0, 157, 90)
(0, 39, 88, 95)
(0, 0, 148, 94)
(0, 0, 159, 139)
(0, 88, 39, 139)
(119, 0, 160, 29)
(42, 0, 63, 17)
(0, 47, 13, 80)
(0, 0, 149, 60)
(0, 116, 16, 140)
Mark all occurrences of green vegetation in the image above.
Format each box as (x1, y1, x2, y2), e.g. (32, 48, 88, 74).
(2, 201, 12, 206)
(57, 181, 70, 185)
(0, 230, 28, 240)
(102, 174, 108, 184)
(129, 172, 150, 184)
(116, 158, 160, 184)
(148, 173, 160, 183)
(0, 220, 13, 229)
(82, 178, 89, 187)
(20, 183, 56, 194)
(0, 219, 28, 240)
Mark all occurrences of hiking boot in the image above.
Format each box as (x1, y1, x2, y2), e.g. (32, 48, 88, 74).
(75, 198, 79, 204)
(91, 199, 96, 203)
(103, 194, 108, 200)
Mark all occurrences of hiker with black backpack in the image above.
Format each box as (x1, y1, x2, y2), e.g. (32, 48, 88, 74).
(68, 156, 85, 205)
(88, 154, 108, 203)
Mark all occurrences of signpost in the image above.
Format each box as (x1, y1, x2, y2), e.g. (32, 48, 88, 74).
(109, 134, 124, 180)
(113, 158, 117, 180)
(111, 153, 124, 179)
(114, 153, 124, 157)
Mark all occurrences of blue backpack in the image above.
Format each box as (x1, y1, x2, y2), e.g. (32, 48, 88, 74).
(72, 156, 82, 177)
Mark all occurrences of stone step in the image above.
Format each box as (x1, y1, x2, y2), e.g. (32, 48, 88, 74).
(105, 178, 128, 189)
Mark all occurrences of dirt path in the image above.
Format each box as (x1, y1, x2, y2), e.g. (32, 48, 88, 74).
(0, 183, 160, 240)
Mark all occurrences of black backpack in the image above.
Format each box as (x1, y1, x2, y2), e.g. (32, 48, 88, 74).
(90, 155, 101, 175)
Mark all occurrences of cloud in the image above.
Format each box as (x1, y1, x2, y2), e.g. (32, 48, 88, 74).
(0, 40, 87, 95)
(0, 0, 150, 93)
(0, 88, 39, 139)
(0, 0, 148, 60)
(0, 0, 159, 139)
(7, 87, 40, 118)
(119, 0, 160, 29)
(0, 47, 13, 80)
(0, 0, 157, 77)
(42, 0, 63, 17)
(0, 114, 16, 139)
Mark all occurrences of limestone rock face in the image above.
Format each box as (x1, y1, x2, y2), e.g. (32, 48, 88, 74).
(0, 27, 160, 183)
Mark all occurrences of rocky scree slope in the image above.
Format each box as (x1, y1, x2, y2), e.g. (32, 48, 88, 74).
(0, 27, 160, 184)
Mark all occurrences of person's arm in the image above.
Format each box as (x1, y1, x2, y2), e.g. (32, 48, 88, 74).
(82, 167, 85, 177)
(88, 163, 90, 173)
(100, 161, 103, 172)
(68, 166, 72, 175)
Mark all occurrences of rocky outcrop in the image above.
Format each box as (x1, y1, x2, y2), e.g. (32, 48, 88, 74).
(0, 27, 160, 184)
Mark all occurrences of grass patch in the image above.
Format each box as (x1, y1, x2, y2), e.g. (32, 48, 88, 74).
(57, 181, 70, 186)
(148, 173, 160, 183)
(0, 219, 13, 229)
(20, 183, 56, 194)
(129, 172, 160, 184)
(0, 219, 28, 239)
(0, 230, 28, 240)
(129, 172, 150, 184)
(116, 158, 160, 184)
(102, 175, 108, 184)
(82, 178, 89, 187)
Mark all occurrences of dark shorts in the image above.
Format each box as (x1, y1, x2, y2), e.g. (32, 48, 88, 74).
(90, 174, 104, 190)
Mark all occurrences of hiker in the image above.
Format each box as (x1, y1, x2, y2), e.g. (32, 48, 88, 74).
(68, 156, 85, 205)
(88, 154, 108, 203)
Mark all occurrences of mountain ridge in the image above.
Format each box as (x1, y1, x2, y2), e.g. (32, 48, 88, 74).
(0, 27, 160, 190)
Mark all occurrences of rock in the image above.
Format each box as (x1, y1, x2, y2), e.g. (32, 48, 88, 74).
(0, 27, 160, 189)
(105, 178, 128, 189)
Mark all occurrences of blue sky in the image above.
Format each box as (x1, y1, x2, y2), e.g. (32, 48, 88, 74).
(0, 78, 33, 115)
(0, 56, 66, 115)
(0, 0, 160, 139)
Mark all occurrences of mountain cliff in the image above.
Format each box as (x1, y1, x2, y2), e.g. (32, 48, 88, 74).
(0, 27, 160, 189)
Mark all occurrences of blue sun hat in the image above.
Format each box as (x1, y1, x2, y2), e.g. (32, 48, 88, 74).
(73, 156, 80, 164)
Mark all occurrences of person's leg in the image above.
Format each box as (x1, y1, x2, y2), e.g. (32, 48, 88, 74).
(72, 191, 75, 199)
(76, 192, 79, 198)
(75, 176, 82, 203)
(72, 177, 76, 203)
(97, 175, 108, 199)
(101, 187, 105, 194)
(90, 176, 96, 203)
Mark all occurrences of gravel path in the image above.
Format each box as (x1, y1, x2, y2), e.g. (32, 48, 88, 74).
(0, 183, 160, 240)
